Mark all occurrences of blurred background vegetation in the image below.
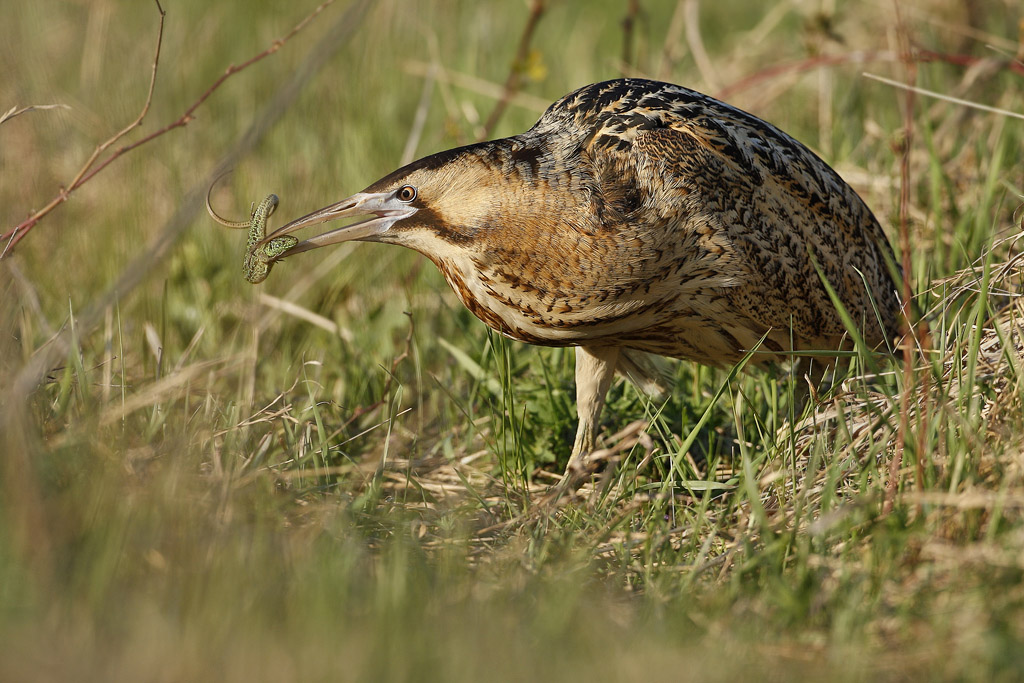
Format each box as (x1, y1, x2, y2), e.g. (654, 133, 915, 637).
(2, 0, 1023, 680)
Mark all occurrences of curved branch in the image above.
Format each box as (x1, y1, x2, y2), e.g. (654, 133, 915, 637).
(2, 0, 337, 257)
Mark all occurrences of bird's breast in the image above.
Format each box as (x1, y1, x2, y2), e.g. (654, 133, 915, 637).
(422, 214, 741, 349)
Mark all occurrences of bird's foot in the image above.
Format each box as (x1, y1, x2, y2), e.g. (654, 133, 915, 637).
(548, 420, 653, 505)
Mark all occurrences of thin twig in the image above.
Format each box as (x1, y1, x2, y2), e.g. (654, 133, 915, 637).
(481, 0, 546, 140)
(884, 1, 918, 517)
(67, 0, 167, 193)
(863, 73, 1024, 121)
(622, 0, 641, 70)
(0, 104, 71, 127)
(915, 47, 1024, 77)
(2, 0, 166, 256)
(1, 0, 337, 257)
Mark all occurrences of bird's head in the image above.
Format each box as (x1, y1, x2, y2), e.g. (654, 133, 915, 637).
(263, 142, 529, 261)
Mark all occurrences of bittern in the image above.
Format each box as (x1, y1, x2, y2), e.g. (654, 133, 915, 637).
(259, 78, 900, 465)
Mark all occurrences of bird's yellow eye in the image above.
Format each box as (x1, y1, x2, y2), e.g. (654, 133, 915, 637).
(396, 185, 418, 202)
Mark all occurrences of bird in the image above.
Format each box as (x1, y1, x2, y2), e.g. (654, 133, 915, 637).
(258, 77, 902, 473)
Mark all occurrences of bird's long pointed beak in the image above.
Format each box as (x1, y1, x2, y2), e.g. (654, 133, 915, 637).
(264, 191, 417, 257)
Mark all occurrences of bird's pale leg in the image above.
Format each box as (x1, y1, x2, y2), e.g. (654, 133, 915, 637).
(569, 346, 621, 473)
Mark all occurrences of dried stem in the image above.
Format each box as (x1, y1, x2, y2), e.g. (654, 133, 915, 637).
(68, 0, 167, 192)
(863, 73, 1024, 121)
(622, 0, 641, 70)
(0, 104, 72, 127)
(884, 2, 918, 517)
(1, 0, 337, 257)
(481, 0, 546, 140)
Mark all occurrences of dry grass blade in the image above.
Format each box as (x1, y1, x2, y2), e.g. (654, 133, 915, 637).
(0, 104, 71, 127)
(766, 257, 1024, 525)
(258, 292, 352, 340)
(96, 358, 240, 426)
(863, 73, 1024, 121)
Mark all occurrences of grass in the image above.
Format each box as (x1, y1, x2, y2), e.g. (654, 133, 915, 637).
(3, 0, 1024, 680)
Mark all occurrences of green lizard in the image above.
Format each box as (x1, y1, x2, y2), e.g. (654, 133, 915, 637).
(207, 187, 298, 284)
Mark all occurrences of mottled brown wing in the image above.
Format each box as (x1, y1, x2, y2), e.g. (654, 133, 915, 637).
(629, 121, 901, 348)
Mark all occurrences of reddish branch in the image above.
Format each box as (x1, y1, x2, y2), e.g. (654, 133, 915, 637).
(716, 47, 1024, 102)
(2, 0, 337, 257)
(915, 47, 1024, 77)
